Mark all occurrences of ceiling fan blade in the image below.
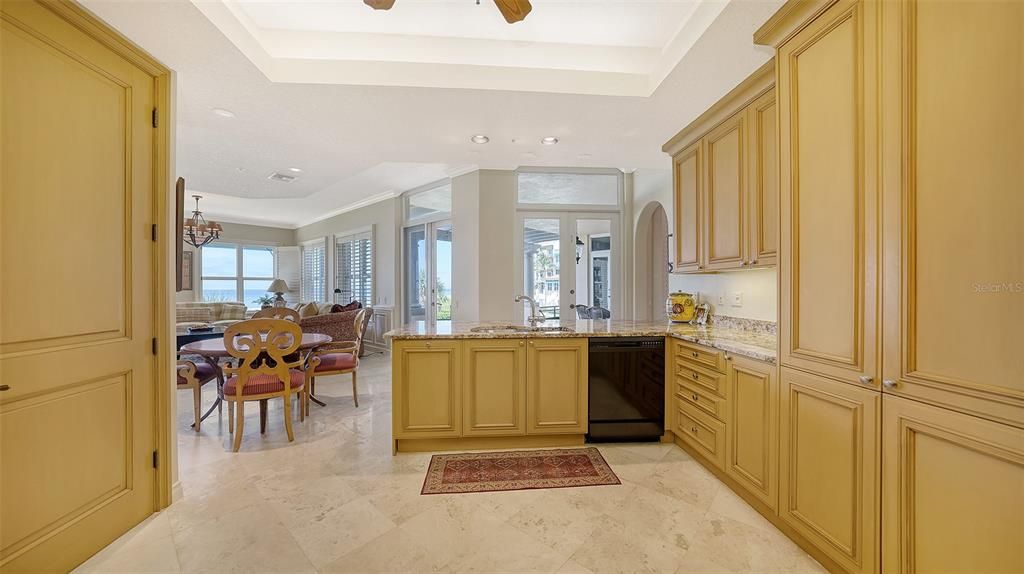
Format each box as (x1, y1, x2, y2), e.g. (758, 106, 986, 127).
(493, 0, 532, 23)
(363, 0, 396, 10)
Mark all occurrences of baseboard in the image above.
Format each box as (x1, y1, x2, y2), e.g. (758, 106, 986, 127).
(395, 434, 585, 453)
(671, 433, 847, 574)
(171, 480, 183, 503)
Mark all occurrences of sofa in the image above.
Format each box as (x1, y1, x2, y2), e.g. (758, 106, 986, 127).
(176, 301, 247, 328)
(291, 302, 373, 357)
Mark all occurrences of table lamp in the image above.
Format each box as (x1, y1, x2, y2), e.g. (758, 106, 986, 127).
(267, 279, 289, 307)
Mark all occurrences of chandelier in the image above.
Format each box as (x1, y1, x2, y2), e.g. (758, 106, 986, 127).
(183, 195, 222, 248)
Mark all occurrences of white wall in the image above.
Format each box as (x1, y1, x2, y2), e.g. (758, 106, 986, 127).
(293, 197, 400, 308)
(631, 167, 778, 322)
(451, 171, 480, 321)
(476, 170, 518, 321)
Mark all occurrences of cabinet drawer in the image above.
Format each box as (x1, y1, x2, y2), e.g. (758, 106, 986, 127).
(674, 360, 726, 398)
(676, 401, 726, 470)
(675, 340, 725, 372)
(675, 381, 725, 422)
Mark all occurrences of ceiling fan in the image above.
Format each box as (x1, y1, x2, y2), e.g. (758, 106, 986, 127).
(363, 0, 532, 24)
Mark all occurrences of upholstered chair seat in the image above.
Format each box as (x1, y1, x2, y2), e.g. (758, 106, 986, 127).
(313, 352, 357, 373)
(224, 370, 305, 396)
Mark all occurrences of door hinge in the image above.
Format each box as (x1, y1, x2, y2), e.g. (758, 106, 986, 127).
(151, 223, 158, 242)
(152, 450, 159, 469)
(151, 108, 158, 128)
(151, 337, 158, 355)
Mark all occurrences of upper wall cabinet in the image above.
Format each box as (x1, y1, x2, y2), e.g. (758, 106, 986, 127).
(663, 61, 777, 274)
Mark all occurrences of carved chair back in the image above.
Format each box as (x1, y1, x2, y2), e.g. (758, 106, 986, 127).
(223, 318, 302, 397)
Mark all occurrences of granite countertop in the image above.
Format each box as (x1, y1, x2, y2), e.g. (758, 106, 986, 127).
(385, 319, 777, 364)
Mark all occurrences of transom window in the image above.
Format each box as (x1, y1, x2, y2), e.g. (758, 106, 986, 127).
(200, 244, 276, 309)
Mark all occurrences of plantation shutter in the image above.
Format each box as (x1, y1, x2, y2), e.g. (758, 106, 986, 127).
(334, 230, 373, 305)
(300, 239, 326, 302)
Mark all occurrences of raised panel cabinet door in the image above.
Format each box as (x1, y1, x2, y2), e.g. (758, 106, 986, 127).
(673, 141, 703, 272)
(392, 340, 461, 438)
(778, 0, 880, 387)
(463, 339, 527, 437)
(0, 2, 164, 571)
(526, 338, 588, 435)
(881, 395, 1024, 574)
(704, 113, 746, 270)
(779, 367, 880, 574)
(725, 356, 779, 510)
(747, 89, 778, 267)
(879, 0, 1024, 427)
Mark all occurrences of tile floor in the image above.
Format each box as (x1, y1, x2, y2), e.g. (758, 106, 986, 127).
(75, 353, 825, 574)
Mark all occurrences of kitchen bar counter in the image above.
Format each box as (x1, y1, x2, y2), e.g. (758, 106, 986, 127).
(385, 319, 777, 364)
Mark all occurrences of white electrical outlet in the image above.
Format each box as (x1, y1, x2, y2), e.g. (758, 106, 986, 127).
(731, 292, 744, 307)
(717, 293, 725, 306)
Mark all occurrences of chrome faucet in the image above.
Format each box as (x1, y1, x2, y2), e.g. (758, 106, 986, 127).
(516, 295, 547, 326)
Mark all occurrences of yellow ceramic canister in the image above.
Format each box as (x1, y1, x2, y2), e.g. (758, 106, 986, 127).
(666, 291, 696, 322)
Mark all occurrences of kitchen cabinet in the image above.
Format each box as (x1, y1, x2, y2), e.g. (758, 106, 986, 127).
(526, 338, 589, 435)
(663, 61, 775, 274)
(773, 0, 880, 388)
(463, 338, 527, 436)
(392, 340, 462, 439)
(725, 355, 778, 511)
(778, 367, 880, 574)
(878, 0, 1024, 427)
(672, 141, 703, 273)
(881, 395, 1024, 574)
(746, 89, 777, 267)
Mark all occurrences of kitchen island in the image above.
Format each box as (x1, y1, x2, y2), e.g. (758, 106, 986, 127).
(384, 319, 776, 453)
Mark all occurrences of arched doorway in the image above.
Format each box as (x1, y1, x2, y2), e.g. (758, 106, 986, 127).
(634, 202, 670, 321)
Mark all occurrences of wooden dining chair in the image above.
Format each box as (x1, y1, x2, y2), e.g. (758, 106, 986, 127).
(306, 308, 370, 412)
(176, 356, 222, 432)
(253, 307, 301, 322)
(221, 318, 308, 452)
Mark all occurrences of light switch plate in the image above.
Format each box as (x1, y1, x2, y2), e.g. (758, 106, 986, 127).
(717, 293, 726, 306)
(731, 292, 743, 307)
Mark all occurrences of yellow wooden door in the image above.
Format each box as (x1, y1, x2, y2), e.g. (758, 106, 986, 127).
(879, 0, 1024, 427)
(746, 89, 777, 267)
(463, 339, 526, 437)
(392, 340, 461, 438)
(725, 355, 778, 511)
(779, 367, 880, 574)
(672, 141, 703, 273)
(704, 112, 746, 270)
(881, 395, 1024, 573)
(526, 338, 588, 435)
(0, 2, 162, 571)
(777, 0, 880, 388)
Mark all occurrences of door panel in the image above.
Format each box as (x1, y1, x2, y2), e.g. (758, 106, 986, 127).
(881, 0, 1024, 427)
(882, 395, 1024, 574)
(393, 341, 461, 438)
(0, 1, 157, 570)
(673, 141, 702, 272)
(463, 339, 526, 436)
(779, 367, 879, 574)
(725, 356, 778, 510)
(526, 338, 588, 434)
(748, 89, 778, 267)
(705, 113, 745, 270)
(778, 0, 879, 386)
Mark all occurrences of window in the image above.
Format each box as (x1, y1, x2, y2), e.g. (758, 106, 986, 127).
(405, 182, 452, 222)
(334, 229, 373, 305)
(517, 172, 620, 206)
(300, 239, 326, 302)
(200, 244, 276, 309)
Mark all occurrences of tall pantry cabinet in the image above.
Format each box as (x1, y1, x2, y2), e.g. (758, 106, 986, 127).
(757, 1, 1024, 573)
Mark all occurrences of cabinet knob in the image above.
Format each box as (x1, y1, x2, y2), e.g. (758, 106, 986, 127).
(882, 379, 898, 389)
(691, 393, 699, 401)
(692, 372, 699, 380)
(691, 351, 698, 358)
(425, 342, 432, 348)
(519, 341, 524, 347)
(724, 353, 731, 360)
(691, 426, 698, 434)
(858, 376, 873, 386)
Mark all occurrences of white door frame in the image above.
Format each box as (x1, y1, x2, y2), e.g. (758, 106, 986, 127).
(402, 218, 452, 325)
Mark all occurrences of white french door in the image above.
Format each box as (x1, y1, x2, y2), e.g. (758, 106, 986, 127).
(403, 220, 453, 326)
(517, 212, 620, 321)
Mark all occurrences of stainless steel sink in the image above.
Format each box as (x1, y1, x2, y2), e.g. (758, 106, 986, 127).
(468, 325, 574, 334)
(524, 326, 574, 332)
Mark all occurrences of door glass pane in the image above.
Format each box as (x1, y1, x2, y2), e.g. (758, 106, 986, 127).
(242, 246, 274, 277)
(404, 225, 427, 323)
(576, 219, 613, 318)
(523, 218, 561, 321)
(201, 279, 236, 303)
(517, 173, 619, 205)
(201, 244, 236, 277)
(434, 223, 453, 323)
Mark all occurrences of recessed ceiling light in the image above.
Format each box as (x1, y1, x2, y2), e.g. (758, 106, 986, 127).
(471, 134, 490, 144)
(287, 167, 302, 173)
(540, 136, 559, 145)
(212, 108, 236, 118)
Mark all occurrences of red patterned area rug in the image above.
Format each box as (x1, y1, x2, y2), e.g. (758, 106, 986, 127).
(421, 447, 621, 495)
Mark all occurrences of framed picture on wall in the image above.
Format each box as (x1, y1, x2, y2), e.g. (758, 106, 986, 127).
(181, 250, 193, 291)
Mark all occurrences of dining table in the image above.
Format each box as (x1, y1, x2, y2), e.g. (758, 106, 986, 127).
(179, 332, 333, 420)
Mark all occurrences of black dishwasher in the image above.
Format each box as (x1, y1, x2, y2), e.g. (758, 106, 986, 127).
(587, 337, 665, 442)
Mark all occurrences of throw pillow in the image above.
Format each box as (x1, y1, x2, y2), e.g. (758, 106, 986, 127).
(177, 307, 212, 324)
(316, 302, 335, 315)
(332, 301, 362, 313)
(298, 302, 319, 318)
(220, 303, 246, 321)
